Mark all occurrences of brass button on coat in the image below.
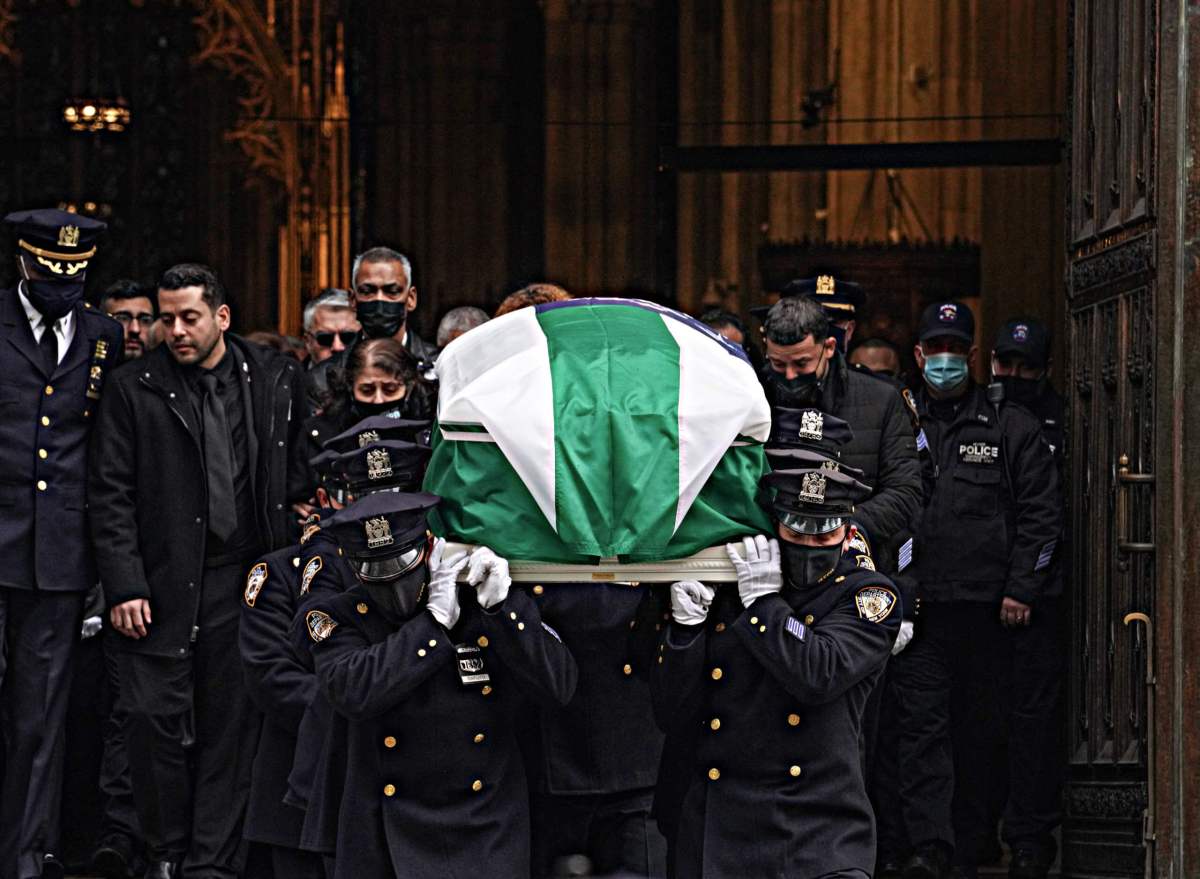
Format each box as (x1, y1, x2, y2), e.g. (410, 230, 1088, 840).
(622, 664, 632, 675)
(481, 685, 493, 696)
(471, 779, 483, 792)
(714, 622, 726, 633)
(356, 603, 368, 614)
(708, 768, 720, 781)
(789, 765, 802, 777)
(787, 713, 801, 727)
(804, 614, 815, 625)
(477, 636, 489, 648)
(384, 736, 397, 749)
(710, 668, 723, 681)
(709, 718, 720, 731)
(383, 784, 396, 797)
(473, 733, 485, 744)
(533, 585, 544, 595)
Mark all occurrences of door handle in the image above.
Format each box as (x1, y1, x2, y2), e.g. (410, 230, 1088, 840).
(1116, 454, 1154, 553)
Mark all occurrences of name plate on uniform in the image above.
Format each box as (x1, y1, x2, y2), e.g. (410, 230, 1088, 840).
(455, 645, 491, 686)
(444, 544, 738, 583)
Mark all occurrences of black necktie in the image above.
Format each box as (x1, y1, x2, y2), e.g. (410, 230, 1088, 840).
(198, 373, 237, 542)
(38, 320, 57, 375)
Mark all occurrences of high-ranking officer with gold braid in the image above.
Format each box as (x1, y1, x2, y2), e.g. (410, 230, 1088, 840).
(0, 209, 122, 879)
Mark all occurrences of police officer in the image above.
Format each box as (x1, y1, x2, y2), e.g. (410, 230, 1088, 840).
(651, 463, 900, 878)
(0, 209, 123, 879)
(284, 424, 433, 868)
(991, 317, 1064, 466)
(890, 302, 1062, 879)
(292, 491, 578, 878)
(754, 273, 866, 355)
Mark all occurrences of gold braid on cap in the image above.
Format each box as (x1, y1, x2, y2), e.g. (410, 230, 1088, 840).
(17, 238, 97, 261)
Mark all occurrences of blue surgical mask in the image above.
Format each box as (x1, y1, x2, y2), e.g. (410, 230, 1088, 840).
(923, 353, 969, 392)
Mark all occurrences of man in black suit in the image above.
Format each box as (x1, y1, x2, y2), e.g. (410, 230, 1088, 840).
(89, 264, 309, 879)
(0, 208, 123, 879)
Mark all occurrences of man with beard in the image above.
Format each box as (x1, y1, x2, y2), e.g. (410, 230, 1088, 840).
(305, 247, 437, 412)
(292, 492, 578, 878)
(89, 263, 309, 879)
(759, 295, 921, 582)
(0, 209, 123, 879)
(651, 462, 900, 877)
(100, 280, 158, 360)
(890, 302, 1061, 879)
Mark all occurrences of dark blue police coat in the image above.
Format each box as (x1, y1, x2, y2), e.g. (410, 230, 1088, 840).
(652, 553, 900, 878)
(239, 543, 315, 849)
(0, 288, 122, 592)
(294, 585, 578, 879)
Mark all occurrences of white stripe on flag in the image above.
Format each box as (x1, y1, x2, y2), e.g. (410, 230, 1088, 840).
(660, 315, 772, 532)
(435, 308, 558, 531)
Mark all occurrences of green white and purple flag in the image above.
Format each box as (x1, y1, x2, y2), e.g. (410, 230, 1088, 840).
(424, 298, 772, 562)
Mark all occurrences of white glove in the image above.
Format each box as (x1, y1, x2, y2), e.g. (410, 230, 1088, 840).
(891, 620, 915, 655)
(726, 535, 783, 608)
(81, 615, 103, 640)
(670, 580, 716, 626)
(427, 538, 469, 629)
(466, 546, 512, 609)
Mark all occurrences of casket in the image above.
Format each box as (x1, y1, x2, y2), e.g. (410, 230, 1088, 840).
(424, 298, 772, 580)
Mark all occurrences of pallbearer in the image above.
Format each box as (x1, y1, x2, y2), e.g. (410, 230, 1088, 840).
(292, 491, 578, 878)
(652, 463, 900, 878)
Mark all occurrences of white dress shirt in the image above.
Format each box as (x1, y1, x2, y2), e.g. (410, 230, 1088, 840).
(18, 282, 75, 364)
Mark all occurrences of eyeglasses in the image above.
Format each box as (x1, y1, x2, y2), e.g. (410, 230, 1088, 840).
(311, 330, 359, 348)
(110, 311, 156, 327)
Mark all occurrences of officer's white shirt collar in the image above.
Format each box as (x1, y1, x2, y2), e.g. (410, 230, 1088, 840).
(18, 281, 75, 361)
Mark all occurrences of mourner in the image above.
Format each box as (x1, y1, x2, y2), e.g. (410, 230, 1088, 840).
(0, 209, 123, 879)
(89, 263, 309, 879)
(302, 288, 360, 365)
(888, 302, 1062, 879)
(292, 491, 578, 878)
(651, 462, 900, 878)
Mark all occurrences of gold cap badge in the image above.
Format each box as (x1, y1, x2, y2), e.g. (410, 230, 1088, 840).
(815, 274, 835, 294)
(57, 225, 80, 248)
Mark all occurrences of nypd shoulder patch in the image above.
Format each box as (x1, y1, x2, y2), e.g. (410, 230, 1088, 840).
(244, 562, 268, 608)
(856, 554, 876, 571)
(306, 610, 337, 642)
(854, 585, 897, 623)
(300, 522, 321, 544)
(301, 555, 323, 595)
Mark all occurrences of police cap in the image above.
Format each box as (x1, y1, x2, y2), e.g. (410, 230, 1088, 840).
(992, 317, 1051, 368)
(918, 300, 975, 343)
(761, 465, 871, 535)
(767, 407, 854, 455)
(765, 446, 866, 482)
(323, 414, 431, 455)
(329, 440, 431, 493)
(750, 274, 866, 320)
(4, 208, 105, 278)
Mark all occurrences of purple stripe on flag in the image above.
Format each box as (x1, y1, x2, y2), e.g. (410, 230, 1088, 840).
(533, 297, 751, 365)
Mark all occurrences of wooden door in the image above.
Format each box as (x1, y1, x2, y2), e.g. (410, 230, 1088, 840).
(1062, 0, 1158, 876)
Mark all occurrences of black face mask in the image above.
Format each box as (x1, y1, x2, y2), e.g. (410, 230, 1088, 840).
(350, 399, 406, 422)
(357, 299, 407, 339)
(23, 276, 86, 321)
(994, 375, 1045, 408)
(365, 564, 428, 624)
(766, 367, 822, 408)
(779, 541, 842, 591)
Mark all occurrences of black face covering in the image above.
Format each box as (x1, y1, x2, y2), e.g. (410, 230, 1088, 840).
(765, 368, 822, 408)
(995, 375, 1045, 409)
(365, 564, 428, 623)
(23, 277, 86, 321)
(350, 399, 405, 422)
(779, 541, 842, 591)
(357, 299, 407, 339)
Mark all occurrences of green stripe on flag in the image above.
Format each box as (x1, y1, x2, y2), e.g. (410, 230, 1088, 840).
(536, 304, 681, 557)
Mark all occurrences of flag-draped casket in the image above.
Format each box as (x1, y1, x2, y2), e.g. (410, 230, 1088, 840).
(425, 298, 772, 563)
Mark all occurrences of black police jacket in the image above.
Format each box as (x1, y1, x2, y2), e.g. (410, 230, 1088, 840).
(239, 543, 312, 848)
(651, 553, 900, 878)
(0, 289, 122, 592)
(527, 582, 667, 795)
(293, 585, 578, 879)
(818, 353, 923, 577)
(911, 382, 1063, 604)
(89, 337, 310, 656)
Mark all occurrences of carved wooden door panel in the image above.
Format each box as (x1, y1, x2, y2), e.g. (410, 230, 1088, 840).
(1062, 0, 1157, 875)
